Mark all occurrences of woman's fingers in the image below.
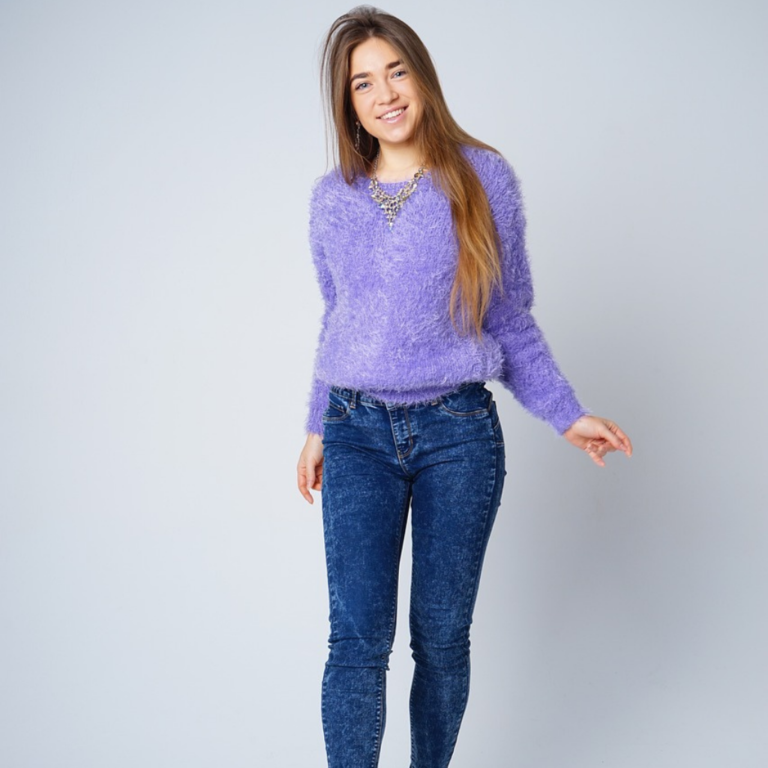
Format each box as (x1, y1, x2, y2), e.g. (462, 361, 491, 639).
(612, 424, 633, 456)
(599, 420, 632, 456)
(586, 435, 627, 464)
(305, 463, 316, 502)
(298, 433, 326, 504)
(297, 463, 312, 503)
(596, 422, 622, 452)
(570, 416, 632, 466)
(311, 463, 322, 491)
(584, 441, 606, 467)
(297, 456, 318, 503)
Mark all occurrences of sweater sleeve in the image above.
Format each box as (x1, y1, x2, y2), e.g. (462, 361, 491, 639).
(481, 153, 590, 435)
(305, 179, 336, 437)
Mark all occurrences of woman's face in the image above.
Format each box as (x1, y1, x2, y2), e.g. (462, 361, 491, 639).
(349, 37, 422, 155)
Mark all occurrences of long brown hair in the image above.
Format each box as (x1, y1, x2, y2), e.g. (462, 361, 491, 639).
(319, 5, 505, 340)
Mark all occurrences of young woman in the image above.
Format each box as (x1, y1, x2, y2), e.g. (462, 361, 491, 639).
(296, 6, 633, 766)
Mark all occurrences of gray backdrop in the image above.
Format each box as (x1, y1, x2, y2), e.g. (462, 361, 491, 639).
(1, 1, 766, 766)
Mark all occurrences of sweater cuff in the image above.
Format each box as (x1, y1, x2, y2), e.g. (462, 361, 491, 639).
(549, 398, 591, 436)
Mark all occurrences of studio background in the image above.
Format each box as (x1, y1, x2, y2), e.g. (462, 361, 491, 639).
(1, 1, 766, 766)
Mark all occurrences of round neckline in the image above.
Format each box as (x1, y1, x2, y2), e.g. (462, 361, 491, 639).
(358, 168, 432, 187)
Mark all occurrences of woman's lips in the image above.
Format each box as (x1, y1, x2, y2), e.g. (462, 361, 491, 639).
(379, 105, 407, 123)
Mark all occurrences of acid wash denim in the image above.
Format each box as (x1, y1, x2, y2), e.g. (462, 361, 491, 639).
(319, 381, 507, 768)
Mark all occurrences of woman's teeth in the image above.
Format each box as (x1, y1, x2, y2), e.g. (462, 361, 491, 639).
(381, 108, 405, 121)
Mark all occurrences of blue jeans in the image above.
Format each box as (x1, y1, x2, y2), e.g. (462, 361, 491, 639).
(320, 381, 507, 768)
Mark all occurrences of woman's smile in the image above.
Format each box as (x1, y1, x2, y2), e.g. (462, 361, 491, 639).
(379, 106, 407, 123)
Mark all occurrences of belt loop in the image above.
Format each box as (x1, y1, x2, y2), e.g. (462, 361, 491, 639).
(350, 390, 357, 409)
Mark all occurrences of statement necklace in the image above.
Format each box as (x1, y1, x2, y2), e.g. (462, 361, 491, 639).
(368, 152, 427, 230)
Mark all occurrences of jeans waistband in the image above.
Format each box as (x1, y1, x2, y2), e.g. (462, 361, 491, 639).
(329, 380, 486, 409)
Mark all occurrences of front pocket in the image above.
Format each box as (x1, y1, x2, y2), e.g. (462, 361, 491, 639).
(323, 391, 351, 422)
(437, 383, 491, 417)
(438, 401, 489, 417)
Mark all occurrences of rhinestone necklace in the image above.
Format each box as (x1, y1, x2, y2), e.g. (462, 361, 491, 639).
(368, 152, 427, 230)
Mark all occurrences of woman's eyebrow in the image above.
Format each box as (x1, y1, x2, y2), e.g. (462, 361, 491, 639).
(350, 59, 403, 84)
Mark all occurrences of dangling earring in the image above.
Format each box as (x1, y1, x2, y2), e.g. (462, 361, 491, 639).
(354, 119, 361, 153)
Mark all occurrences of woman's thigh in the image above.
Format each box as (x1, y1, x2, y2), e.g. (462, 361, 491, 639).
(321, 391, 412, 642)
(408, 383, 507, 636)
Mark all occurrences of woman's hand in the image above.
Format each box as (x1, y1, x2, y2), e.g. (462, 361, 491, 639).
(297, 432, 324, 503)
(563, 415, 633, 467)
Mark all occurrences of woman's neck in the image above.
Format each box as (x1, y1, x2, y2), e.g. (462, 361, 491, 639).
(373, 144, 426, 181)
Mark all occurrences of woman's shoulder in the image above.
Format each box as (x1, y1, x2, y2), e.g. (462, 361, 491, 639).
(460, 143, 516, 183)
(307, 166, 365, 236)
(310, 166, 342, 196)
(309, 166, 360, 208)
(459, 144, 525, 224)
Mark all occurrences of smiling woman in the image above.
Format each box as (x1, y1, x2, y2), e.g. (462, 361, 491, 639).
(348, 38, 423, 172)
(296, 5, 633, 767)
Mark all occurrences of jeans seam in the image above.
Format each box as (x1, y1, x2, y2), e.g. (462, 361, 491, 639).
(461, 455, 499, 623)
(369, 668, 385, 768)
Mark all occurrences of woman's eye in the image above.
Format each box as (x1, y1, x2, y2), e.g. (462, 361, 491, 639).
(354, 70, 406, 90)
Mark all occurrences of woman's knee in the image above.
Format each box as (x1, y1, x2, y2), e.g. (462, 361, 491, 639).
(409, 625, 471, 671)
(326, 635, 393, 670)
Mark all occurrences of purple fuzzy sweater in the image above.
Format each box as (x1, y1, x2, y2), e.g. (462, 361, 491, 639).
(305, 144, 589, 437)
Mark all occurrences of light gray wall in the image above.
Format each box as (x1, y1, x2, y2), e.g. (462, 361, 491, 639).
(1, 1, 766, 766)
